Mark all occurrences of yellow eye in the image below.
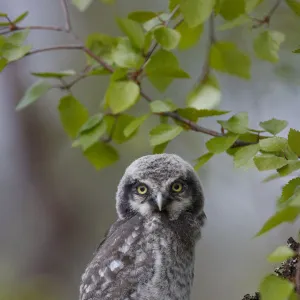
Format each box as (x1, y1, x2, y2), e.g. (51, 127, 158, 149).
(137, 185, 148, 195)
(171, 182, 183, 193)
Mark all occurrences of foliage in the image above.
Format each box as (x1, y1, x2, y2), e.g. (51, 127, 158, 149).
(1, 0, 300, 298)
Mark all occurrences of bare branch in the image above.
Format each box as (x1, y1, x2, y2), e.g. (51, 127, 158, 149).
(60, 0, 72, 32)
(0, 25, 65, 35)
(26, 44, 83, 56)
(242, 237, 300, 300)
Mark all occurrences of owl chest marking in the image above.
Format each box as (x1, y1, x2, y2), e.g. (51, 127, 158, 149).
(136, 216, 194, 300)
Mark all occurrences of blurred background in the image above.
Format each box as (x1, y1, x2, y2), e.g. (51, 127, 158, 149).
(1, 0, 300, 299)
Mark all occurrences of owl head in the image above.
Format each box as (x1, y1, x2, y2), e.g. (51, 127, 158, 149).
(116, 154, 205, 220)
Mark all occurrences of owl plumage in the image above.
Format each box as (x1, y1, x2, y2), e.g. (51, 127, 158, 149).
(79, 154, 206, 300)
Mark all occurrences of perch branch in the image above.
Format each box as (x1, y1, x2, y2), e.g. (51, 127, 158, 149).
(241, 237, 300, 300)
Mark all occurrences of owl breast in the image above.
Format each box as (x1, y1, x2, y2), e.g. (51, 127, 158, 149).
(80, 212, 203, 300)
(132, 215, 196, 300)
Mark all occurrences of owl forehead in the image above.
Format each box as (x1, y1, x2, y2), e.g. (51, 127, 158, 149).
(124, 154, 190, 184)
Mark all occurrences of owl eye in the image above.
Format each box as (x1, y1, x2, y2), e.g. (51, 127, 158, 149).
(136, 185, 148, 195)
(171, 182, 183, 193)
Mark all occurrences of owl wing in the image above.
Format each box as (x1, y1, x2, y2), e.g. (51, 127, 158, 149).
(80, 215, 154, 300)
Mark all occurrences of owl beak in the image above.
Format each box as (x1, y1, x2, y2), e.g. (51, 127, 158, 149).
(155, 192, 164, 211)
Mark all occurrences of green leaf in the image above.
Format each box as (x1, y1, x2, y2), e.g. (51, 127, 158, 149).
(58, 95, 89, 138)
(0, 12, 7, 17)
(278, 161, 300, 176)
(13, 11, 29, 24)
(218, 112, 249, 134)
(0, 57, 7, 72)
(112, 38, 144, 68)
(259, 275, 294, 300)
(150, 124, 183, 147)
(16, 80, 51, 110)
(286, 0, 300, 16)
(254, 30, 285, 63)
(2, 44, 31, 62)
(150, 100, 176, 113)
(143, 13, 169, 31)
(113, 115, 139, 143)
(72, 0, 93, 11)
(85, 33, 118, 66)
(219, 0, 245, 20)
(259, 118, 288, 135)
(194, 152, 214, 170)
(278, 178, 300, 206)
(154, 27, 181, 50)
(186, 75, 221, 110)
(234, 144, 260, 168)
(105, 80, 140, 114)
(180, 0, 214, 27)
(259, 137, 288, 152)
(246, 0, 263, 12)
(31, 69, 76, 78)
(218, 15, 251, 31)
(153, 142, 169, 154)
(288, 129, 300, 156)
(254, 155, 288, 171)
(145, 49, 189, 91)
(286, 187, 300, 207)
(206, 134, 239, 154)
(100, 0, 115, 4)
(124, 114, 149, 137)
(84, 142, 119, 170)
(289, 291, 299, 300)
(128, 11, 158, 23)
(210, 41, 251, 79)
(117, 18, 145, 50)
(263, 173, 281, 183)
(267, 246, 295, 263)
(256, 206, 300, 236)
(176, 21, 203, 50)
(73, 121, 107, 150)
(6, 29, 29, 45)
(169, 0, 181, 18)
(177, 108, 229, 122)
(110, 67, 128, 82)
(78, 114, 104, 134)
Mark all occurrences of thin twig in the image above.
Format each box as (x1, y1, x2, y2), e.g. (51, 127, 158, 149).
(252, 0, 283, 28)
(26, 44, 83, 56)
(0, 25, 65, 35)
(198, 13, 216, 83)
(82, 47, 114, 73)
(60, 0, 72, 32)
(143, 5, 180, 64)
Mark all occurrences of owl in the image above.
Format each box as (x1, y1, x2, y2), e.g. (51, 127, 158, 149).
(79, 153, 206, 300)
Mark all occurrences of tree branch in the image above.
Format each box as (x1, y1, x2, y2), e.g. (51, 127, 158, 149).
(25, 44, 83, 56)
(241, 237, 300, 300)
(0, 25, 65, 35)
(2, 1, 257, 149)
